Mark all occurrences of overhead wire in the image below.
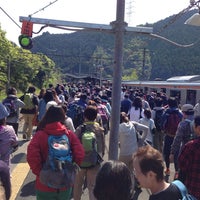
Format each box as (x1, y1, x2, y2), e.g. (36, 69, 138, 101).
(0, 6, 21, 29)
(28, 0, 59, 17)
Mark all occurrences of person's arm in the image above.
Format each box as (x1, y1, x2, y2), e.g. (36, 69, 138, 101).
(68, 130, 85, 165)
(170, 123, 183, 156)
(133, 121, 148, 141)
(27, 131, 46, 176)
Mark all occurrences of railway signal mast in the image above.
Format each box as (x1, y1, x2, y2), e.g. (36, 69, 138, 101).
(19, 0, 153, 160)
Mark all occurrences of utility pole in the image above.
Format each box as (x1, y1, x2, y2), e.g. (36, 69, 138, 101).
(109, 0, 126, 159)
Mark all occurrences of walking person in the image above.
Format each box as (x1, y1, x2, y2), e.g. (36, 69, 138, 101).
(152, 97, 165, 152)
(20, 86, 39, 140)
(119, 112, 148, 172)
(0, 160, 11, 200)
(2, 87, 25, 135)
(133, 145, 182, 200)
(170, 104, 195, 180)
(37, 89, 55, 123)
(178, 115, 200, 199)
(120, 93, 132, 114)
(139, 108, 156, 146)
(27, 105, 84, 200)
(129, 96, 144, 122)
(73, 105, 105, 200)
(0, 103, 18, 168)
(93, 160, 134, 200)
(161, 97, 183, 177)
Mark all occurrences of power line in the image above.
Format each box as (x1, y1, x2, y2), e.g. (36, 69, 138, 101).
(29, 0, 59, 17)
(0, 6, 21, 29)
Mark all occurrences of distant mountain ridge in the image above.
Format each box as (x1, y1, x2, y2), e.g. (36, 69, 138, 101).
(31, 9, 200, 80)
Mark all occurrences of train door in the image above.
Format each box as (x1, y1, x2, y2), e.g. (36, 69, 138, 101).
(186, 90, 196, 106)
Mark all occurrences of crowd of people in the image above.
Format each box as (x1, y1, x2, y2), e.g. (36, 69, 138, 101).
(0, 82, 200, 199)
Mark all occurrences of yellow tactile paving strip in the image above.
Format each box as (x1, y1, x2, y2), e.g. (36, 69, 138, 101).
(10, 162, 30, 200)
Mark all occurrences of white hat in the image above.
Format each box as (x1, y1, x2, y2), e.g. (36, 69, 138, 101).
(181, 104, 194, 112)
(0, 103, 9, 120)
(46, 101, 57, 110)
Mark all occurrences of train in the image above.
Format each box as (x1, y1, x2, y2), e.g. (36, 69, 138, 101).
(122, 75, 200, 106)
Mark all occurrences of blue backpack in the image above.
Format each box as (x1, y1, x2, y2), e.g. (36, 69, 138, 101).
(173, 180, 197, 200)
(39, 134, 77, 189)
(67, 103, 84, 128)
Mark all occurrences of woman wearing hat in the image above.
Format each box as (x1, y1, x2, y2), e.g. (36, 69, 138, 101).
(0, 103, 18, 168)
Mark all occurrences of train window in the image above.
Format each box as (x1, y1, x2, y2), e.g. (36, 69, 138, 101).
(170, 90, 180, 98)
(170, 90, 181, 104)
(186, 90, 196, 106)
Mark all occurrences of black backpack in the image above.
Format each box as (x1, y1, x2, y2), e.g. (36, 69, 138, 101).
(154, 109, 164, 131)
(2, 96, 17, 117)
(182, 119, 197, 145)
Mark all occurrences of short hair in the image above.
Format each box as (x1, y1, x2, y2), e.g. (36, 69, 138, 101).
(133, 145, 164, 182)
(93, 160, 133, 200)
(167, 97, 178, 108)
(84, 106, 97, 121)
(7, 87, 17, 95)
(27, 86, 36, 93)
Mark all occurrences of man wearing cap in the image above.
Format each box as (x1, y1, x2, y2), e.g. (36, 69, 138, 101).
(170, 104, 195, 180)
(178, 115, 200, 199)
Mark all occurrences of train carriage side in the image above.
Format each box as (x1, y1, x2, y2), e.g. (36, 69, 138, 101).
(122, 78, 200, 106)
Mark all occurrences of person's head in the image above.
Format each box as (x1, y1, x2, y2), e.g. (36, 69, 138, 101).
(38, 105, 65, 130)
(7, 87, 17, 95)
(0, 103, 9, 125)
(133, 145, 165, 189)
(154, 97, 163, 107)
(132, 96, 143, 109)
(88, 100, 97, 107)
(167, 97, 178, 108)
(46, 100, 58, 110)
(181, 104, 194, 116)
(43, 89, 54, 103)
(193, 115, 200, 136)
(84, 105, 97, 121)
(93, 160, 133, 200)
(144, 108, 152, 119)
(124, 93, 129, 99)
(120, 112, 129, 123)
(27, 86, 36, 93)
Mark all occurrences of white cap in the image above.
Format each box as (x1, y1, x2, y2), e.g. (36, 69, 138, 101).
(46, 101, 57, 110)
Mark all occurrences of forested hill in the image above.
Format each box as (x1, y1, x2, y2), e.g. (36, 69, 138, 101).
(31, 9, 200, 81)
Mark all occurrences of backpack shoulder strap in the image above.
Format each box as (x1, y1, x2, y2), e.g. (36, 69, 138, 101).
(172, 180, 187, 197)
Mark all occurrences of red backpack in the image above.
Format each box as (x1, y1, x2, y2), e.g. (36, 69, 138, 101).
(164, 112, 181, 136)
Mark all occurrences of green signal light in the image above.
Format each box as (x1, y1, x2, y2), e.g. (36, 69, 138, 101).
(18, 35, 33, 49)
(21, 37, 30, 46)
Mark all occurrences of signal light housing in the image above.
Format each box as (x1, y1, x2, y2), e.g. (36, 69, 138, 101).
(19, 21, 33, 49)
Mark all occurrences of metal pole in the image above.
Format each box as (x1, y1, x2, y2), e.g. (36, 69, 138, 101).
(7, 56, 11, 90)
(109, 0, 126, 160)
